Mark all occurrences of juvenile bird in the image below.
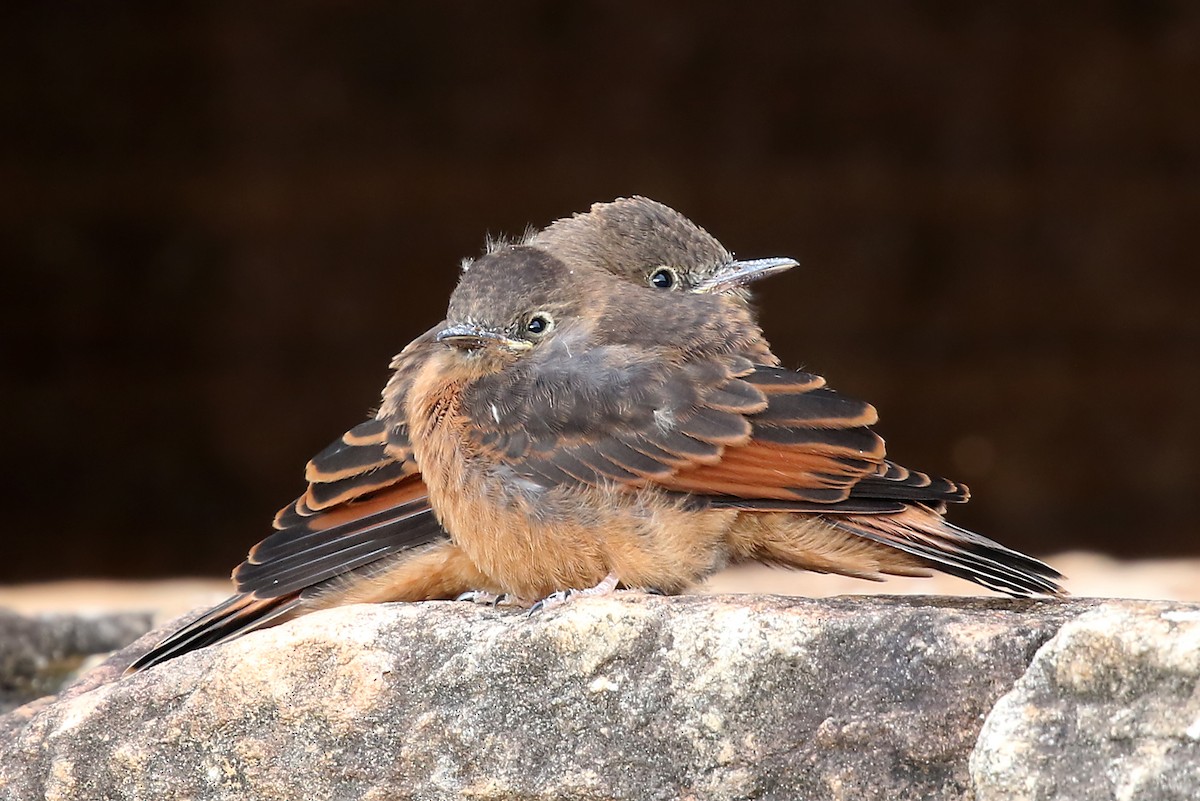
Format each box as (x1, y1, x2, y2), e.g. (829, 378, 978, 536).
(405, 246, 1063, 605)
(128, 198, 795, 671)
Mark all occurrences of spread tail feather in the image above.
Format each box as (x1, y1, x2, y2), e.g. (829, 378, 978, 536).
(829, 506, 1065, 597)
(124, 593, 300, 674)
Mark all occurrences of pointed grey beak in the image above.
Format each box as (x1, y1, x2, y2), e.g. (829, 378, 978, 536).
(436, 323, 531, 352)
(695, 257, 798, 294)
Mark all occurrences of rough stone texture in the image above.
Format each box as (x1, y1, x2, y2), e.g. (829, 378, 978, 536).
(0, 594, 1094, 801)
(0, 609, 153, 715)
(971, 602, 1200, 801)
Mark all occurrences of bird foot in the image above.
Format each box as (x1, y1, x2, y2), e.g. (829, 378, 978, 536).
(455, 590, 515, 608)
(528, 572, 621, 616)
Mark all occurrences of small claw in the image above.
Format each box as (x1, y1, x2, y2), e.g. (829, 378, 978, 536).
(456, 590, 511, 607)
(527, 589, 574, 617)
(526, 572, 622, 617)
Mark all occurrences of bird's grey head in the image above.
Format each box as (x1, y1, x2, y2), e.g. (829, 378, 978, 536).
(439, 246, 587, 357)
(533, 196, 796, 297)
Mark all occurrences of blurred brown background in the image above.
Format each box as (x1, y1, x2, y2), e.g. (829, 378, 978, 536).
(2, 2, 1197, 583)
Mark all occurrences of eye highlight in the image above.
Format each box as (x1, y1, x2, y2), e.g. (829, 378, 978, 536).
(525, 313, 553, 336)
(650, 267, 678, 289)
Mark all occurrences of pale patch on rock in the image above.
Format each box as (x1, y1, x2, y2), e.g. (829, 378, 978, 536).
(971, 602, 1200, 801)
(587, 675, 618, 693)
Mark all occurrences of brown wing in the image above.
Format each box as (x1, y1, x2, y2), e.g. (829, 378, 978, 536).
(276, 320, 441, 520)
(655, 368, 885, 502)
(463, 350, 890, 503)
(126, 424, 449, 675)
(273, 417, 421, 524)
(255, 329, 452, 596)
(238, 473, 446, 597)
(272, 324, 444, 523)
(255, 411, 447, 598)
(128, 333, 456, 673)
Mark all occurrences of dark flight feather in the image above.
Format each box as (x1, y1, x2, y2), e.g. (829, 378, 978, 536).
(240, 479, 441, 597)
(829, 511, 1063, 596)
(126, 594, 299, 673)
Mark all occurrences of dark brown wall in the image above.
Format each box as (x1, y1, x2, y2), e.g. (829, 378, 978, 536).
(2, 2, 1197, 581)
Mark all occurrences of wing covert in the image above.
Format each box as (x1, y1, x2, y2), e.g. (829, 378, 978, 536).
(462, 358, 891, 505)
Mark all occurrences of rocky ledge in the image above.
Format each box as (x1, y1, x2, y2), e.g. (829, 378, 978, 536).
(1, 595, 1197, 801)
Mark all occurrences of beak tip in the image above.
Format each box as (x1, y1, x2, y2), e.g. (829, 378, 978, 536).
(436, 324, 529, 352)
(700, 256, 798, 293)
(435, 324, 485, 348)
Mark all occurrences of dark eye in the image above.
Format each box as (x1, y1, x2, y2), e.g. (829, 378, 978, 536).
(650, 267, 677, 289)
(526, 313, 552, 335)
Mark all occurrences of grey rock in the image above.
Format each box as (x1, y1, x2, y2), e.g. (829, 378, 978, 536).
(0, 608, 153, 715)
(0, 595, 1096, 801)
(971, 602, 1200, 801)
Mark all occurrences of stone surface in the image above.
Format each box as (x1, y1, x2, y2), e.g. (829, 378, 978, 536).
(0, 594, 1094, 801)
(971, 602, 1200, 801)
(0, 609, 153, 715)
